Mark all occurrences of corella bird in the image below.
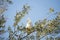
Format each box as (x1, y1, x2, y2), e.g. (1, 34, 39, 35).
(26, 18, 32, 34)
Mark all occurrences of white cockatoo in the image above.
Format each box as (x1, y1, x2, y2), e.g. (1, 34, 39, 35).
(26, 18, 32, 32)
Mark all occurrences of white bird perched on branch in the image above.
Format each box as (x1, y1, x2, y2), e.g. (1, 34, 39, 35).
(26, 18, 33, 34)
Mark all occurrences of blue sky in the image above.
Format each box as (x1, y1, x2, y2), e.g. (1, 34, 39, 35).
(5, 0, 60, 26)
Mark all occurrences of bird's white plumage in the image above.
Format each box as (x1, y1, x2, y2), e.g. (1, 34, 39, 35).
(26, 18, 32, 28)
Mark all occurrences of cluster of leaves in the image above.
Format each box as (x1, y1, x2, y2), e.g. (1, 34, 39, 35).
(0, 0, 12, 14)
(0, 0, 12, 5)
(0, 0, 12, 40)
(8, 4, 30, 40)
(13, 4, 30, 27)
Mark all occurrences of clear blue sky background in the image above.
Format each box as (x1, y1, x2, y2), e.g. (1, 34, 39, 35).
(5, 0, 60, 27)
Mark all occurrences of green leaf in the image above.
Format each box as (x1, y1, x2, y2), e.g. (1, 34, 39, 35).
(49, 8, 54, 13)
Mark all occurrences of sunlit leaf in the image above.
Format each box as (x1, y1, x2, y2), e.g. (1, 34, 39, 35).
(49, 8, 54, 13)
